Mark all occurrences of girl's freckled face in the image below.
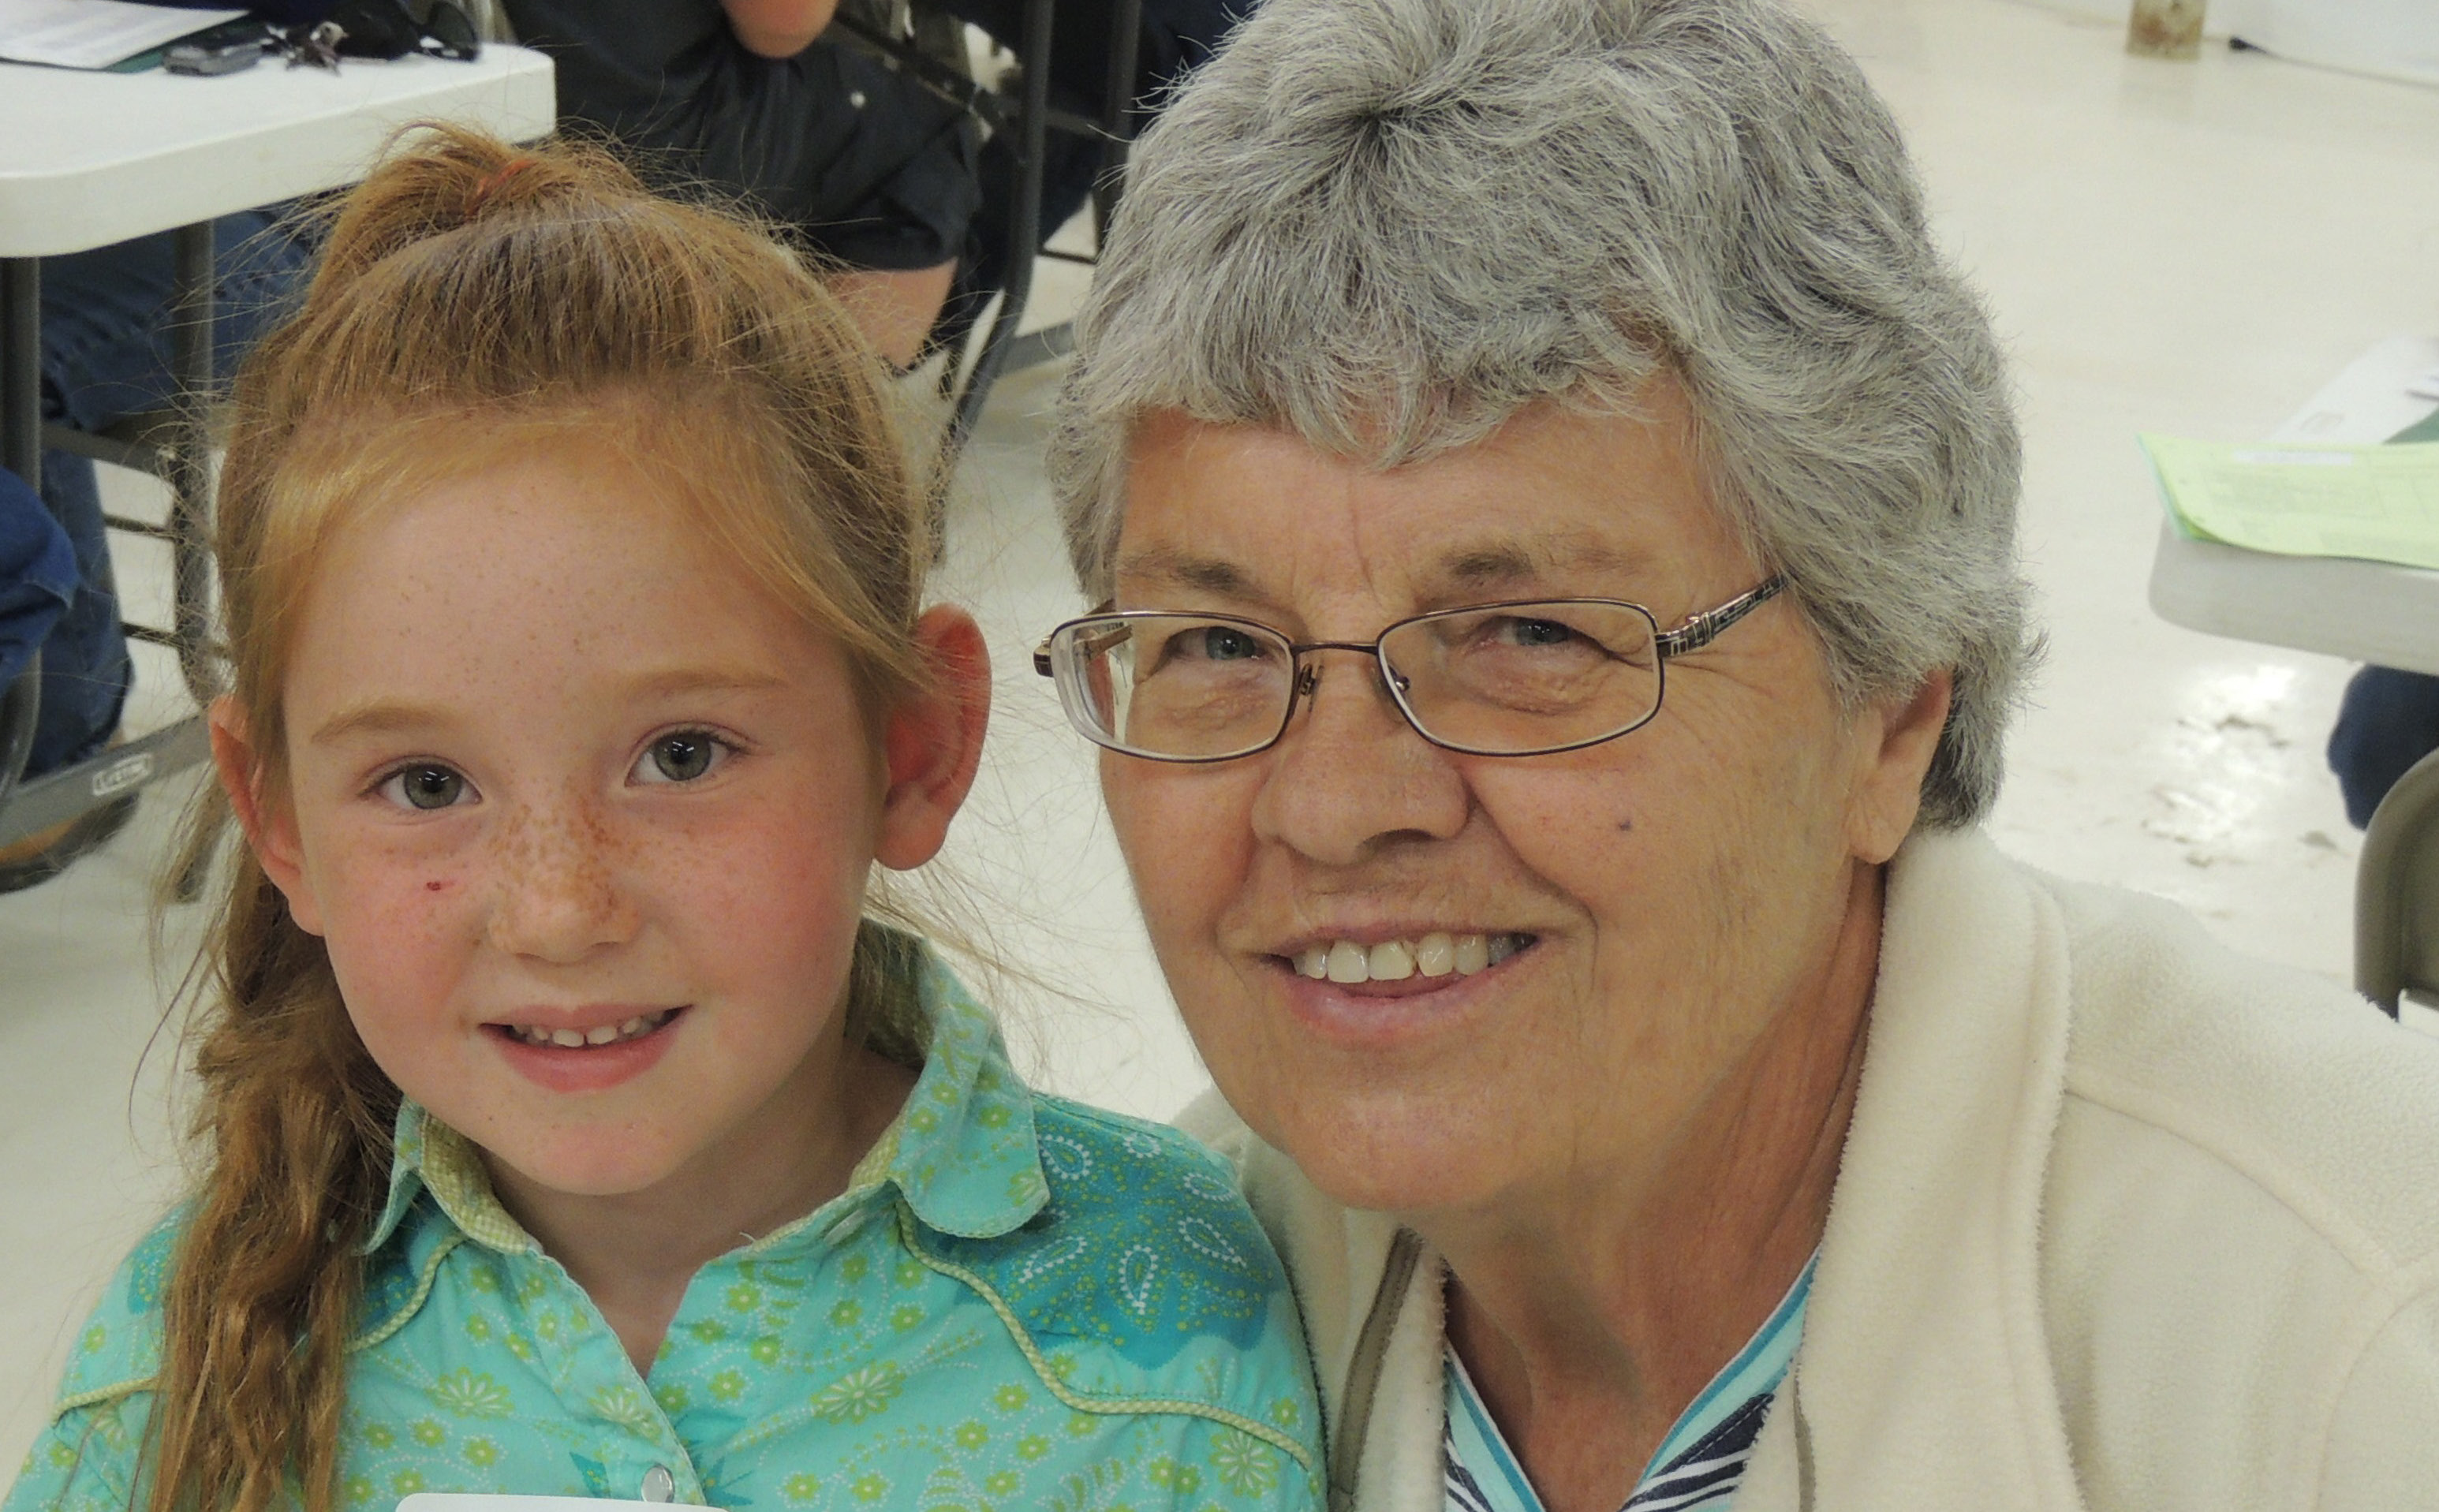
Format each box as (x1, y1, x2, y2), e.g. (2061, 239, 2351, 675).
(268, 445, 887, 1200)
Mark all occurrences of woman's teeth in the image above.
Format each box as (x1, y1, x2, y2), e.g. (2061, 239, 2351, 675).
(505, 1010, 673, 1048)
(1291, 933, 1528, 984)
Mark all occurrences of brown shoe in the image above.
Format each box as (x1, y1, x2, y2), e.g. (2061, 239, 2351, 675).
(0, 793, 139, 894)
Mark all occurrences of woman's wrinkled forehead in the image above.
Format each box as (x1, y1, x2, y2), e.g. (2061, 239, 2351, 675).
(1107, 390, 1748, 621)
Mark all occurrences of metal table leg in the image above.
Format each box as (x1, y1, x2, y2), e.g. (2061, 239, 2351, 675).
(2, 257, 37, 490)
(0, 228, 222, 867)
(2, 257, 42, 801)
(1092, 0, 1144, 237)
(946, 0, 1054, 454)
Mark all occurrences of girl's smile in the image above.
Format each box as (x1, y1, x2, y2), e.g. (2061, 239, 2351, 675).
(486, 1005, 688, 1094)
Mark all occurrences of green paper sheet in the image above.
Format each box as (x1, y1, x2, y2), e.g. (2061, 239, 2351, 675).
(2142, 433, 2439, 572)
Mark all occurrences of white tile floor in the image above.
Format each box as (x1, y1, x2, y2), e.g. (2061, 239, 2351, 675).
(8, 0, 2439, 1476)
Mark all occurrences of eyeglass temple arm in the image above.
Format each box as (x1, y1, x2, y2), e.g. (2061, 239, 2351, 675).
(1653, 576, 1787, 659)
(1036, 610, 1135, 676)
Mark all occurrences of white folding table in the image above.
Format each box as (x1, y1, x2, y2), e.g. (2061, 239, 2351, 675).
(2147, 335, 2439, 675)
(2147, 334, 2439, 1010)
(0, 44, 554, 846)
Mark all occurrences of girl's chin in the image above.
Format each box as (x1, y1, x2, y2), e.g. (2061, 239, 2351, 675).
(473, 1134, 702, 1206)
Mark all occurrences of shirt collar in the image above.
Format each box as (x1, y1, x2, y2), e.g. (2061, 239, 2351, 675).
(363, 945, 1048, 1255)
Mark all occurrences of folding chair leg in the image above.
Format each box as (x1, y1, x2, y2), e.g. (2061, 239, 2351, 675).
(0, 653, 39, 811)
(2355, 745, 2439, 1016)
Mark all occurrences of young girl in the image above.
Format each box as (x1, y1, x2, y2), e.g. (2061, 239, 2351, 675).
(4, 128, 1320, 1512)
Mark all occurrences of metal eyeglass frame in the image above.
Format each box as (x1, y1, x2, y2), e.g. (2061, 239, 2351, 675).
(1033, 575, 1788, 761)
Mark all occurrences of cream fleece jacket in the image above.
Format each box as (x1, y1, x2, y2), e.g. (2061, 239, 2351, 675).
(1178, 827, 2439, 1510)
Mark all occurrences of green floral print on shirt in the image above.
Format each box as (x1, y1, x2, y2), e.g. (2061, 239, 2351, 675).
(6, 949, 1322, 1512)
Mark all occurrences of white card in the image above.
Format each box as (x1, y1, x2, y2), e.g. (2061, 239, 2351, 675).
(398, 1497, 699, 1512)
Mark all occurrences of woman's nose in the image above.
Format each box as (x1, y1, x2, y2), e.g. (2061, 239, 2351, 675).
(1252, 655, 1468, 866)
(482, 795, 640, 963)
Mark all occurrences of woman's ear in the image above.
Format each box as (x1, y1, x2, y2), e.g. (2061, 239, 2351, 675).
(1844, 667, 1952, 866)
(873, 606, 993, 872)
(208, 696, 325, 935)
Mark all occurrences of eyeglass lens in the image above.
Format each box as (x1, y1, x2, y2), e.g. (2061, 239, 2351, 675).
(1051, 604, 1665, 759)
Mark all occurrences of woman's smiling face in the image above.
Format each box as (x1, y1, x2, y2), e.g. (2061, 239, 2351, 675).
(1099, 387, 1937, 1220)
(228, 441, 910, 1204)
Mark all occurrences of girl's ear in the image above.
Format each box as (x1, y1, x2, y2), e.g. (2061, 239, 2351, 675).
(874, 606, 992, 872)
(207, 696, 326, 936)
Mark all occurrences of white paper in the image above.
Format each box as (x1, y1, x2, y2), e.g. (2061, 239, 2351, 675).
(396, 1498, 699, 1512)
(2265, 335, 2439, 446)
(0, 0, 248, 69)
(2407, 364, 2439, 403)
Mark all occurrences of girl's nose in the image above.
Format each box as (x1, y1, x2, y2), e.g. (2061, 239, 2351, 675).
(482, 797, 641, 963)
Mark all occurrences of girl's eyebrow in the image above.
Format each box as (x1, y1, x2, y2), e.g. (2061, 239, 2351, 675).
(622, 666, 793, 702)
(312, 699, 455, 748)
(311, 670, 791, 747)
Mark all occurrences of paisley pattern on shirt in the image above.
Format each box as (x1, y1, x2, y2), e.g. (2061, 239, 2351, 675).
(6, 948, 1323, 1512)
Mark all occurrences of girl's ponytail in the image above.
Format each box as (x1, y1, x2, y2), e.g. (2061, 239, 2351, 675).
(148, 853, 394, 1512)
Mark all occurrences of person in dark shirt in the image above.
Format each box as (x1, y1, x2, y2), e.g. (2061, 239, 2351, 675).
(500, 0, 1247, 366)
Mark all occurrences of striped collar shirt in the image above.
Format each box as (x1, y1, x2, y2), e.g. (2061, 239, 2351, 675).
(1441, 1252, 1816, 1512)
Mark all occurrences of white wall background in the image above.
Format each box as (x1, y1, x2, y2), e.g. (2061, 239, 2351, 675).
(2016, 0, 2439, 88)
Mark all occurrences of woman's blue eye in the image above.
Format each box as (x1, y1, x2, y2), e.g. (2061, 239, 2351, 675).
(381, 765, 468, 811)
(1197, 627, 1264, 661)
(636, 731, 725, 784)
(1504, 618, 1578, 648)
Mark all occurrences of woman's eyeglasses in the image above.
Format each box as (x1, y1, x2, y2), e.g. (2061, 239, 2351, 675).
(1033, 577, 1786, 761)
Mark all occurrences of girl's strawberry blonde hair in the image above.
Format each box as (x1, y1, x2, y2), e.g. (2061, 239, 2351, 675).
(151, 123, 939, 1512)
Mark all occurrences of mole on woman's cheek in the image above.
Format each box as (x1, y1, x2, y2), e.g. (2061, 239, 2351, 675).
(424, 878, 453, 894)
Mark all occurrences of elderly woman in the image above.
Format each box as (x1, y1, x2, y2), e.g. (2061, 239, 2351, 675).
(1030, 0, 2439, 1506)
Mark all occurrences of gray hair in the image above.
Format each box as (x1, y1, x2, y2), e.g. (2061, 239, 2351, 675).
(1047, 0, 2036, 830)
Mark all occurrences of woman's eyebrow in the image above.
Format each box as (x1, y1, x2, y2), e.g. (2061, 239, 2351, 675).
(1112, 547, 1261, 599)
(1432, 536, 1642, 592)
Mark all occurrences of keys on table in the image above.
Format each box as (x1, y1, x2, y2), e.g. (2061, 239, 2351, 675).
(275, 21, 346, 70)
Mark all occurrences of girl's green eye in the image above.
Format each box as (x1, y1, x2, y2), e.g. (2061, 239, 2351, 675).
(640, 732, 722, 784)
(386, 766, 466, 811)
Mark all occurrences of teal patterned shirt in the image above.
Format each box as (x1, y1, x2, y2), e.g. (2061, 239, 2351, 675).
(6, 955, 1323, 1512)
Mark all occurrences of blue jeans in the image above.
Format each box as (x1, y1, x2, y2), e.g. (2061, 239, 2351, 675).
(24, 207, 312, 776)
(2327, 666, 2439, 830)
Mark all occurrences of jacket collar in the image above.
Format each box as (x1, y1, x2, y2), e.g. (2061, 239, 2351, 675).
(364, 946, 1048, 1256)
(1738, 827, 2084, 1509)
